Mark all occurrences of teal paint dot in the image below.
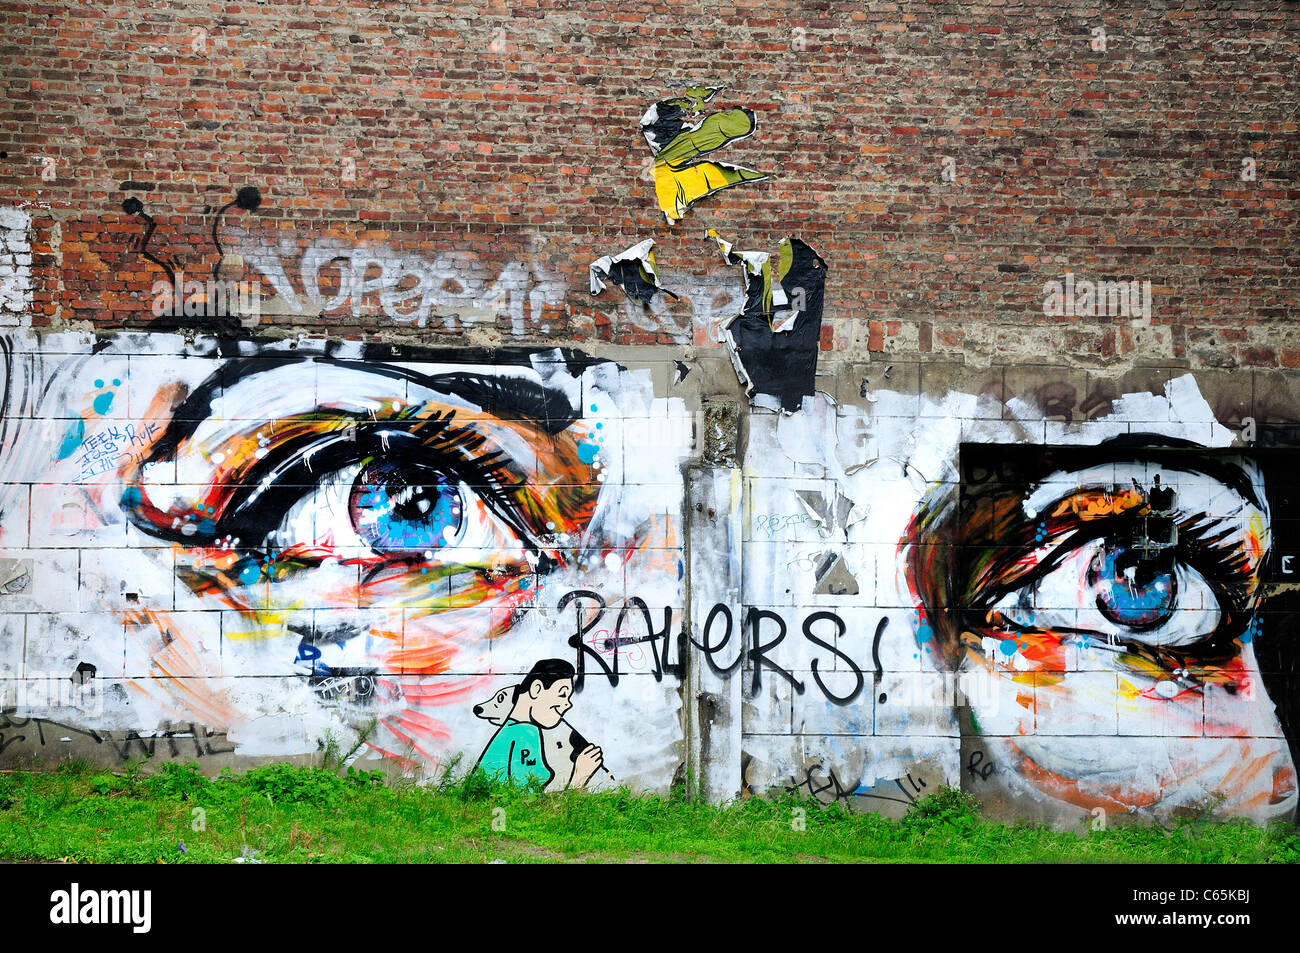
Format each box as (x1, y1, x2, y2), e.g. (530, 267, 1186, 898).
(999, 639, 1018, 656)
(196, 519, 215, 535)
(93, 379, 103, 388)
(112, 379, 121, 386)
(519, 577, 531, 590)
(238, 564, 261, 586)
(916, 623, 933, 644)
(577, 442, 599, 464)
(595, 422, 603, 429)
(119, 487, 142, 510)
(55, 417, 85, 460)
(92, 391, 114, 415)
(590, 404, 598, 412)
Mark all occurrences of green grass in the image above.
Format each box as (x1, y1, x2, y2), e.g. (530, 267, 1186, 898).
(0, 760, 1297, 864)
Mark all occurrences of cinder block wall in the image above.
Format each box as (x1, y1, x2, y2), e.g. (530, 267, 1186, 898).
(1, 1, 1297, 828)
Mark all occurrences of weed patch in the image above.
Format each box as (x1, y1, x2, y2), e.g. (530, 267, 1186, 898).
(0, 764, 1297, 864)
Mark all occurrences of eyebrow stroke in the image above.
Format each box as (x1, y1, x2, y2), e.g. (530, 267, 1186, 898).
(139, 359, 581, 465)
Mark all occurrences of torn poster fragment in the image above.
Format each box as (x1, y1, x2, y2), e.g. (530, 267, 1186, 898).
(640, 86, 769, 224)
(589, 239, 677, 306)
(812, 552, 859, 596)
(795, 487, 861, 539)
(710, 230, 827, 413)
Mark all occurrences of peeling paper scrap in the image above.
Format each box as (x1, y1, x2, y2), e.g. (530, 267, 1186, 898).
(711, 231, 828, 413)
(640, 87, 769, 224)
(589, 239, 677, 306)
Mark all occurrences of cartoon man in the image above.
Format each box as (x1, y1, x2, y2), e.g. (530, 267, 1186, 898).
(475, 659, 604, 789)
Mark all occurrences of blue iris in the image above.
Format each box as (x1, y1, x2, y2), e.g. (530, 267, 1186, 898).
(348, 461, 463, 557)
(1088, 545, 1177, 629)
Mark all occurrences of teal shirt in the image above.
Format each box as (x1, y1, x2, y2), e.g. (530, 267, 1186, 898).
(477, 719, 553, 786)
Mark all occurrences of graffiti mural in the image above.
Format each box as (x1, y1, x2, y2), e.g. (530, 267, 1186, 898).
(0, 331, 691, 783)
(905, 442, 1297, 821)
(736, 377, 1297, 826)
(3, 165, 1298, 829)
(2, 318, 1297, 827)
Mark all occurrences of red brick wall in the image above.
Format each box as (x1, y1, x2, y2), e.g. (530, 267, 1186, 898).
(2, 1, 1297, 365)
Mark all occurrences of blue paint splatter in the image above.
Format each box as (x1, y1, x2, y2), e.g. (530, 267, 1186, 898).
(119, 487, 142, 510)
(999, 638, 1019, 656)
(577, 442, 599, 464)
(55, 417, 85, 460)
(1240, 618, 1259, 644)
(91, 379, 120, 416)
(238, 563, 261, 586)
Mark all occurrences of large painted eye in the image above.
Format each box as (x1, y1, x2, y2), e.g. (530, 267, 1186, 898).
(271, 458, 531, 571)
(349, 460, 464, 557)
(1088, 544, 1176, 630)
(991, 537, 1219, 648)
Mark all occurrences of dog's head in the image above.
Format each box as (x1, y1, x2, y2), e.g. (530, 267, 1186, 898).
(472, 685, 516, 725)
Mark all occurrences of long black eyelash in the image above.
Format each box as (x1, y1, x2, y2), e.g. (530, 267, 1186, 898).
(967, 509, 1257, 647)
(124, 409, 543, 559)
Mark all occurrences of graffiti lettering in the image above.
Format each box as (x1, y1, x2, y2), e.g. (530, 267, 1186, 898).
(75, 423, 160, 481)
(746, 607, 804, 694)
(803, 611, 864, 704)
(561, 595, 876, 706)
(557, 590, 685, 690)
(0, 709, 236, 760)
(233, 229, 566, 335)
(967, 749, 997, 781)
(754, 512, 822, 539)
(786, 758, 932, 810)
(786, 760, 857, 805)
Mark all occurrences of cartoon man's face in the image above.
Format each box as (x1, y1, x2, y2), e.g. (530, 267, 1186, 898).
(528, 677, 574, 729)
